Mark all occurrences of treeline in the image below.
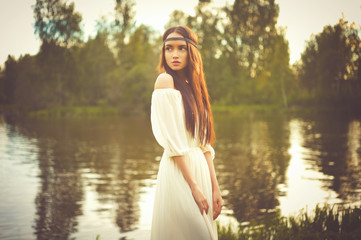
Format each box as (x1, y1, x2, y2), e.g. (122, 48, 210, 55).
(0, 0, 158, 113)
(0, 0, 360, 114)
(298, 19, 361, 106)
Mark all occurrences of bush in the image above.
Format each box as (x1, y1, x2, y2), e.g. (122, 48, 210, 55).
(218, 205, 361, 240)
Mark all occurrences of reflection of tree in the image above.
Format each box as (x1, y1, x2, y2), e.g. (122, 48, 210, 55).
(300, 112, 361, 204)
(5, 115, 160, 237)
(115, 177, 140, 232)
(9, 126, 84, 240)
(74, 116, 158, 232)
(33, 154, 83, 239)
(30, 129, 84, 239)
(214, 112, 290, 222)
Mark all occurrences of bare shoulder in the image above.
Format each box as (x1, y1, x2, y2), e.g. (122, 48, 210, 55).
(154, 73, 174, 89)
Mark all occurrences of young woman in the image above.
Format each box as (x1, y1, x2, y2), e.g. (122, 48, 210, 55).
(150, 25, 222, 240)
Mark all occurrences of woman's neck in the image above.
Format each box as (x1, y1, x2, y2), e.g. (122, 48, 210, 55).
(176, 70, 188, 84)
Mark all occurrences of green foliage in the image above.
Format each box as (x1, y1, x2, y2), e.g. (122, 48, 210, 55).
(2, 55, 17, 104)
(113, 0, 136, 60)
(0, 0, 161, 114)
(256, 29, 293, 107)
(1, 0, 360, 115)
(73, 32, 117, 105)
(218, 205, 361, 240)
(33, 0, 82, 45)
(223, 0, 279, 77)
(107, 63, 155, 112)
(0, 71, 4, 103)
(217, 221, 239, 240)
(106, 24, 158, 111)
(299, 18, 361, 105)
(28, 105, 121, 117)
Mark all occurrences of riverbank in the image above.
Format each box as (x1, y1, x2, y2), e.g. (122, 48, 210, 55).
(0, 105, 137, 117)
(28, 105, 124, 117)
(0, 103, 360, 118)
(92, 205, 361, 240)
(212, 103, 361, 115)
(218, 205, 361, 240)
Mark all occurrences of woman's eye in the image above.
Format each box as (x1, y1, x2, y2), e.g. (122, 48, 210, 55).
(180, 47, 187, 50)
(165, 47, 172, 51)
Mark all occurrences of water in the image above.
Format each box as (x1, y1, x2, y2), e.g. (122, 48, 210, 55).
(0, 111, 360, 239)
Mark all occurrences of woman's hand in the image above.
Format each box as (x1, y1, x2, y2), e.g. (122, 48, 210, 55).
(212, 188, 222, 220)
(190, 184, 209, 215)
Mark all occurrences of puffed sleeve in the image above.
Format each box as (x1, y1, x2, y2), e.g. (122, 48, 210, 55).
(151, 89, 189, 157)
(201, 144, 215, 160)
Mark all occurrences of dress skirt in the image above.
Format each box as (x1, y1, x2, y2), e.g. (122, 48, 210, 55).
(151, 148, 217, 240)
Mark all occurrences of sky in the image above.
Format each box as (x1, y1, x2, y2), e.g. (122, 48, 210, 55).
(0, 0, 360, 67)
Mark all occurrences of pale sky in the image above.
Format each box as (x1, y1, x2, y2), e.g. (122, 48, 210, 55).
(0, 0, 360, 67)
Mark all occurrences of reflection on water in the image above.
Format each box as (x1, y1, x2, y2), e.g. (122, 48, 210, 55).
(0, 116, 160, 240)
(278, 119, 340, 216)
(0, 118, 39, 240)
(0, 111, 360, 239)
(214, 112, 290, 222)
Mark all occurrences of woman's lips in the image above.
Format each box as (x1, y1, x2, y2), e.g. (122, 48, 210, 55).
(172, 61, 180, 66)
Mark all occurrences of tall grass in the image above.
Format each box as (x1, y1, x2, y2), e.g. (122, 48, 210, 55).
(28, 105, 122, 117)
(218, 205, 361, 240)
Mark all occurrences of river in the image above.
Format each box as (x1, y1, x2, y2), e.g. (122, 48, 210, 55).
(0, 110, 360, 239)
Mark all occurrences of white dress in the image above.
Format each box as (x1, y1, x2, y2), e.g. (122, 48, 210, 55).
(150, 88, 217, 240)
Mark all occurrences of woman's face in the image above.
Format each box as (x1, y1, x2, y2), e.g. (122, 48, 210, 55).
(164, 32, 188, 72)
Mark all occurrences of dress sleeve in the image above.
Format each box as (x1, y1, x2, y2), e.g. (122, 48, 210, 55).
(151, 89, 189, 157)
(201, 144, 215, 160)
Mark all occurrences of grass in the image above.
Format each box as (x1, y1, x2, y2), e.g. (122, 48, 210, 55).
(218, 205, 361, 240)
(27, 105, 124, 117)
(211, 103, 361, 115)
(2, 101, 359, 118)
(94, 205, 361, 240)
(212, 104, 284, 113)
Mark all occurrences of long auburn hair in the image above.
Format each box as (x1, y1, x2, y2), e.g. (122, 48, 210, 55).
(158, 25, 215, 145)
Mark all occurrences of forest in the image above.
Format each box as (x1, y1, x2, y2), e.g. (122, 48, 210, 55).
(0, 0, 360, 115)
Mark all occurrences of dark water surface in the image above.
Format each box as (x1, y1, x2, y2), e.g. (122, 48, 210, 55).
(0, 111, 360, 240)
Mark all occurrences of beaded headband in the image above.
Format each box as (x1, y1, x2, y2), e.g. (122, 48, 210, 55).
(163, 37, 198, 49)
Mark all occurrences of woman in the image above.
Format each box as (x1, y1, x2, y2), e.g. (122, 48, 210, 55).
(150, 25, 222, 240)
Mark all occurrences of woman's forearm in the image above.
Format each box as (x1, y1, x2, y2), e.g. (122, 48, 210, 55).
(172, 155, 198, 189)
(173, 155, 210, 214)
(204, 151, 220, 191)
(204, 150, 223, 220)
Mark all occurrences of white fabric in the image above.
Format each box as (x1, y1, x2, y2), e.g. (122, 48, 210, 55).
(150, 88, 217, 240)
(201, 144, 215, 161)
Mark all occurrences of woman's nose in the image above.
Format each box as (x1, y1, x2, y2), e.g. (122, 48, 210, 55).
(172, 50, 179, 58)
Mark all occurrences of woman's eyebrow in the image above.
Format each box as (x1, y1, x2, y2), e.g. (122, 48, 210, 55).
(165, 43, 187, 48)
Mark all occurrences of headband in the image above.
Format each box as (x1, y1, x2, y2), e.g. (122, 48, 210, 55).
(163, 37, 198, 49)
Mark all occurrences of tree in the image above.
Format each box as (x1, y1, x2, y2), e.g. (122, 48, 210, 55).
(254, 29, 293, 107)
(73, 32, 117, 105)
(13, 55, 44, 110)
(32, 0, 84, 108)
(299, 36, 318, 91)
(33, 0, 82, 46)
(223, 0, 279, 78)
(106, 25, 157, 111)
(2, 55, 17, 104)
(299, 18, 361, 104)
(113, 0, 136, 60)
(165, 10, 192, 29)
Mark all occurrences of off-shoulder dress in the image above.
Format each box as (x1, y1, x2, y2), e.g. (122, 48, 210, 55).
(150, 88, 217, 240)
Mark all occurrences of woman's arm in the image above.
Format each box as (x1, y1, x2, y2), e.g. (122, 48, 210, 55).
(204, 151, 223, 220)
(173, 155, 210, 215)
